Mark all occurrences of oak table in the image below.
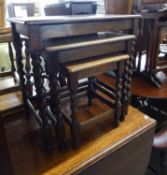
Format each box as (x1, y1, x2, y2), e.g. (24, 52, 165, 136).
(5, 104, 156, 175)
(8, 15, 141, 148)
(131, 73, 167, 125)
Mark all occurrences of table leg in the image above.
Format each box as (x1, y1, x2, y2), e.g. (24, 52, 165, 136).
(49, 72, 66, 150)
(68, 74, 80, 149)
(45, 54, 66, 150)
(120, 40, 135, 121)
(11, 24, 29, 115)
(31, 51, 53, 152)
(24, 40, 33, 97)
(114, 62, 122, 126)
(87, 77, 94, 106)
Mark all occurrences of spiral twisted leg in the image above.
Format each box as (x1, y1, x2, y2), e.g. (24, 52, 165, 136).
(24, 40, 33, 97)
(31, 51, 53, 152)
(114, 62, 122, 127)
(121, 40, 136, 121)
(68, 75, 80, 149)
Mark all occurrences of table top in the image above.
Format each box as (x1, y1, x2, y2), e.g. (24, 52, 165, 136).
(131, 72, 167, 99)
(42, 106, 155, 175)
(98, 74, 167, 99)
(8, 14, 141, 25)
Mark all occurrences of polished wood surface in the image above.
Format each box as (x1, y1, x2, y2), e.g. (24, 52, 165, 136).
(5, 100, 156, 175)
(98, 73, 167, 99)
(131, 74, 167, 99)
(44, 106, 155, 175)
(0, 75, 156, 175)
(65, 54, 129, 73)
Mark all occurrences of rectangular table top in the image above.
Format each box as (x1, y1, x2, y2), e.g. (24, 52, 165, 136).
(8, 14, 142, 25)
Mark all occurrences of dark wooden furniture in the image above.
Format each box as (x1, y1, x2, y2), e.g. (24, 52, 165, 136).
(9, 15, 140, 149)
(128, 72, 167, 126)
(7, 3, 36, 98)
(5, 104, 156, 175)
(7, 3, 35, 18)
(45, 33, 136, 148)
(38, 107, 156, 175)
(133, 0, 167, 87)
(44, 1, 97, 16)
